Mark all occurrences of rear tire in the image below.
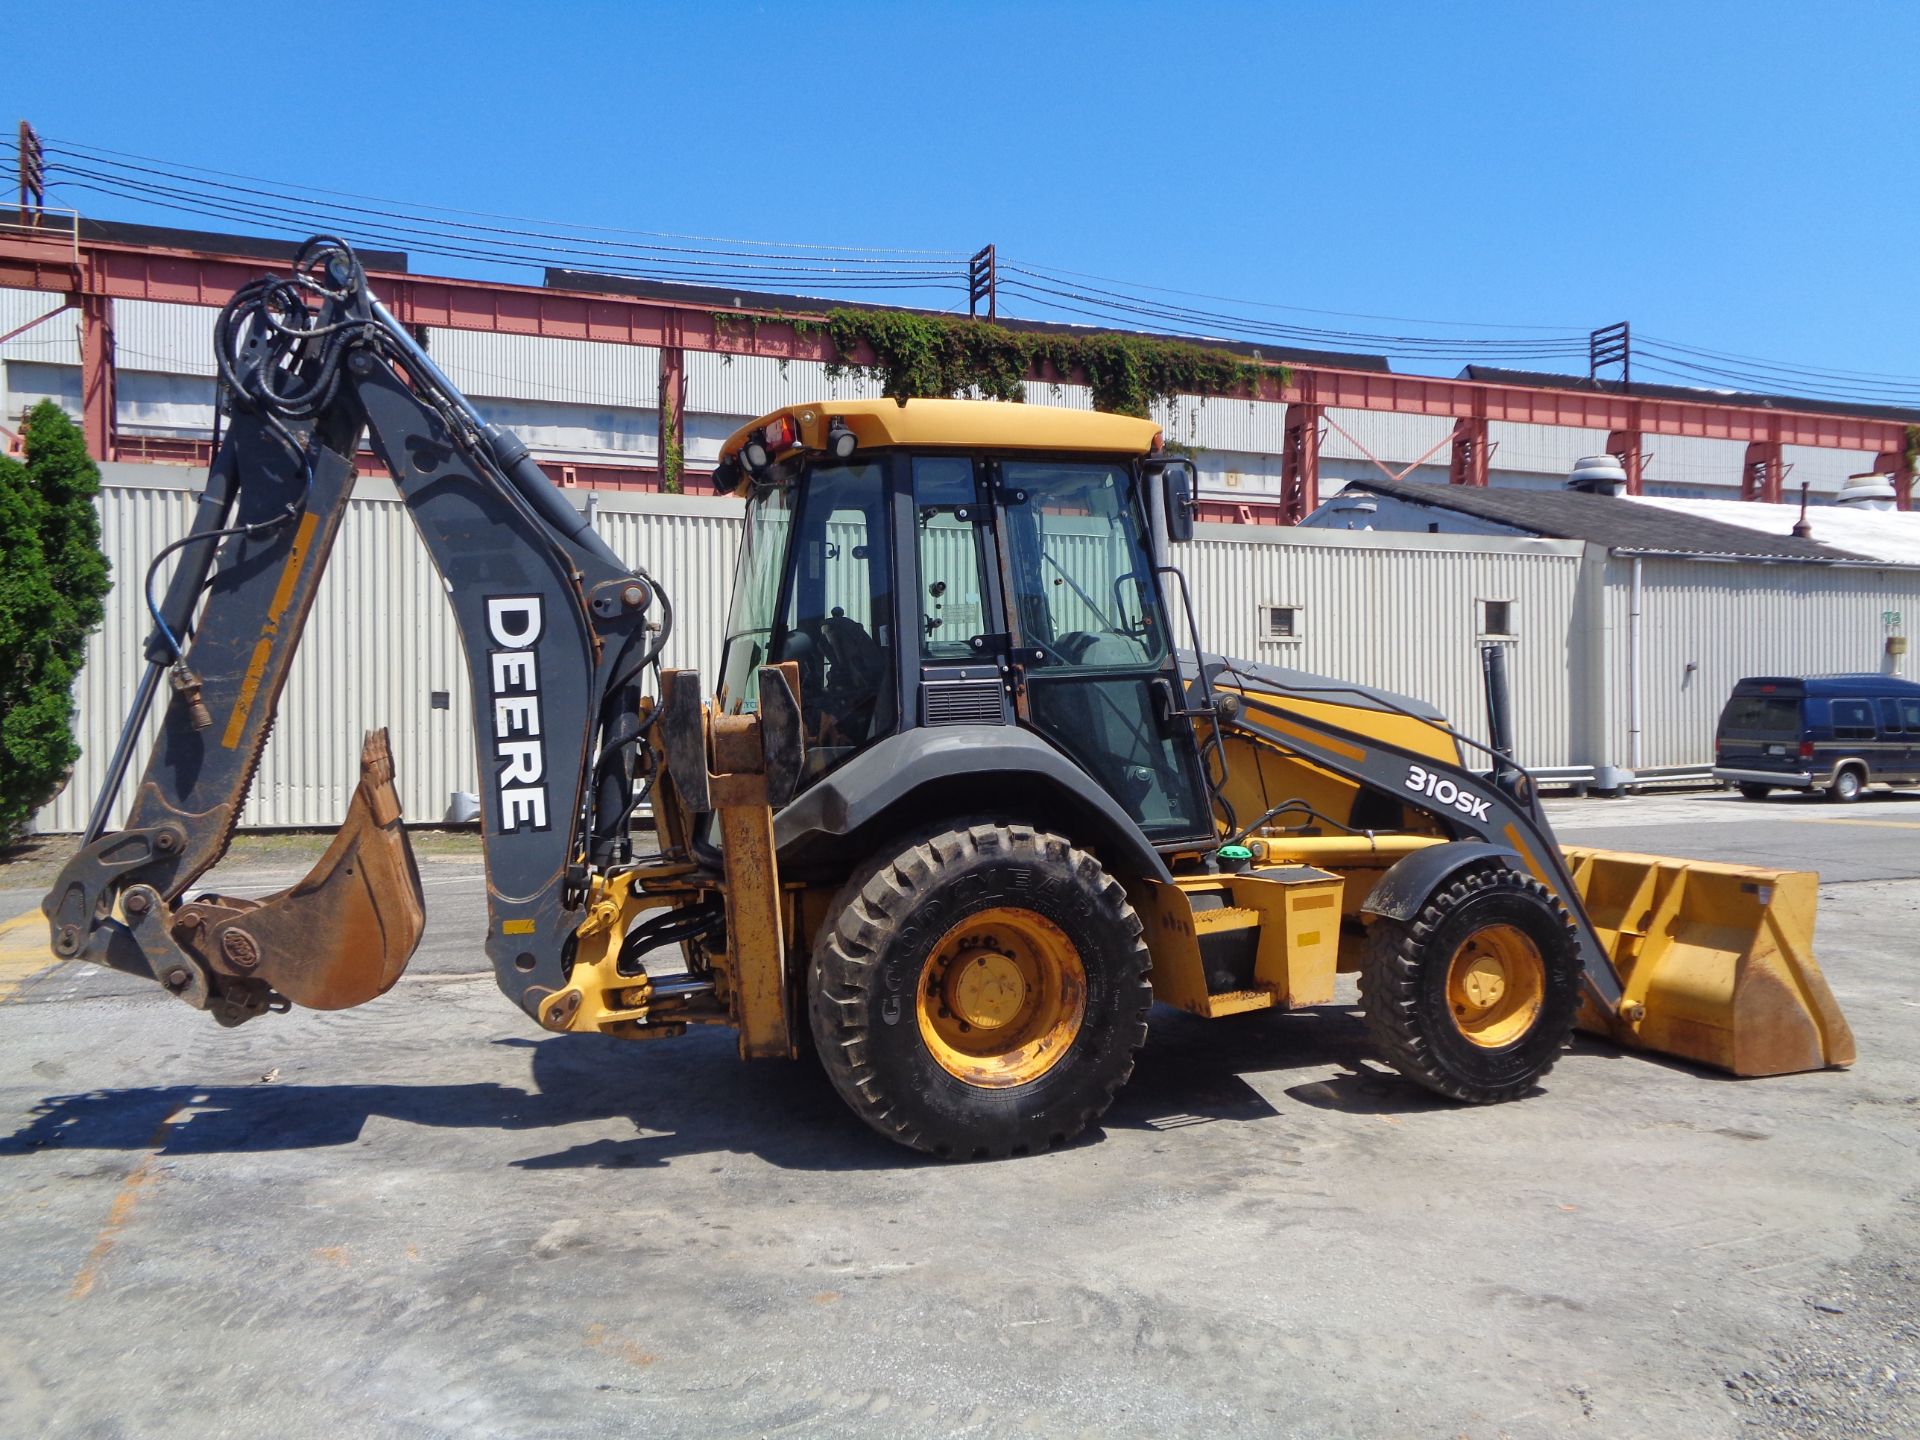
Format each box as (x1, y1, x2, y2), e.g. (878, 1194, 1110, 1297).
(1737, 782, 1773, 800)
(1359, 867, 1582, 1104)
(1828, 767, 1864, 803)
(808, 822, 1151, 1159)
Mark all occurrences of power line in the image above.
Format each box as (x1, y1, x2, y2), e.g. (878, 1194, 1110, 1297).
(1000, 269, 1590, 354)
(1638, 334, 1920, 389)
(46, 149, 959, 271)
(27, 133, 1919, 409)
(1010, 257, 1587, 332)
(996, 275, 1590, 363)
(47, 134, 966, 257)
(50, 170, 963, 296)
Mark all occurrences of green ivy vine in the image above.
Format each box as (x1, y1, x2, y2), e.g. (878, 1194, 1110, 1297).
(660, 390, 684, 494)
(709, 308, 1282, 419)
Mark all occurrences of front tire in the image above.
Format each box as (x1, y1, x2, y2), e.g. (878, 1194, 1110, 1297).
(1359, 866, 1582, 1104)
(808, 823, 1151, 1159)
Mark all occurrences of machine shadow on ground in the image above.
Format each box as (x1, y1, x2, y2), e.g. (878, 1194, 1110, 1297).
(0, 998, 1481, 1169)
(1117, 1004, 1465, 1124)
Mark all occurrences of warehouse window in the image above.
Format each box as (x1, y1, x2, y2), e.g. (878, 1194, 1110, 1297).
(1264, 604, 1303, 641)
(1479, 599, 1515, 637)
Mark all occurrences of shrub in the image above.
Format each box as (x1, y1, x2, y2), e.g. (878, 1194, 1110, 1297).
(0, 403, 112, 840)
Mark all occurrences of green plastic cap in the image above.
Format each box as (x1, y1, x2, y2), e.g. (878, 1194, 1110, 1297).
(1216, 845, 1253, 861)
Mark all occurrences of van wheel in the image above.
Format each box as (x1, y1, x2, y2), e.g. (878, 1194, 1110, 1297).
(808, 822, 1152, 1159)
(1737, 782, 1772, 800)
(1359, 867, 1583, 1104)
(1829, 767, 1864, 803)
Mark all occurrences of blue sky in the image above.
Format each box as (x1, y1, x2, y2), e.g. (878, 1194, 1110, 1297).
(13, 2, 1919, 392)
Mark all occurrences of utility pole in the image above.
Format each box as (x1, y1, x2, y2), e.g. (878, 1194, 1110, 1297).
(1588, 321, 1630, 385)
(17, 121, 45, 227)
(968, 245, 997, 321)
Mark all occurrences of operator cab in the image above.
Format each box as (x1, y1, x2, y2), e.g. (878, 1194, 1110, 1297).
(712, 399, 1213, 845)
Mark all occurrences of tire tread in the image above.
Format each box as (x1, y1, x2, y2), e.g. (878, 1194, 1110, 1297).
(809, 822, 1151, 1159)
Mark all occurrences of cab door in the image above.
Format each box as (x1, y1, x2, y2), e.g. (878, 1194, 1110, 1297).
(990, 457, 1213, 844)
(909, 455, 1012, 728)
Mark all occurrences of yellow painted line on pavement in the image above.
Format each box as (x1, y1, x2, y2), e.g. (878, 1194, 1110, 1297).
(0, 908, 61, 1003)
(69, 1106, 182, 1301)
(1797, 817, 1920, 831)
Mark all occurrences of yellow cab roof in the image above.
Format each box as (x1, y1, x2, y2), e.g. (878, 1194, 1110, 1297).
(717, 397, 1162, 474)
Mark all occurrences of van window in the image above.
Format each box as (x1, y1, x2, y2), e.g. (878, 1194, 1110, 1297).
(1903, 699, 1920, 731)
(1719, 694, 1800, 738)
(1831, 699, 1876, 741)
(1881, 699, 1905, 733)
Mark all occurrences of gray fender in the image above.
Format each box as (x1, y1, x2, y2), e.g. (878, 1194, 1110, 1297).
(774, 725, 1172, 883)
(1361, 841, 1526, 922)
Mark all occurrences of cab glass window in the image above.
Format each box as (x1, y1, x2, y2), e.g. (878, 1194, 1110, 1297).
(1000, 461, 1163, 670)
(718, 483, 792, 713)
(913, 457, 990, 660)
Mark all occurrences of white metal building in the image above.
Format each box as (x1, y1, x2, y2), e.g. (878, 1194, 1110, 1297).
(33, 459, 1916, 834)
(1303, 477, 1919, 783)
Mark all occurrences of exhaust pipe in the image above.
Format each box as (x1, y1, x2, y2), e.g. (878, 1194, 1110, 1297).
(1480, 644, 1525, 798)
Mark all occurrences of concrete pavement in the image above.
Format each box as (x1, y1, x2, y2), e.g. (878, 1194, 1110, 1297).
(0, 793, 1913, 1438)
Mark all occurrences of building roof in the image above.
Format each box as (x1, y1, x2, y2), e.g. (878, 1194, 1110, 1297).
(545, 269, 1394, 374)
(1628, 495, 1920, 566)
(78, 218, 410, 273)
(1337, 477, 1878, 562)
(719, 398, 1162, 476)
(1462, 365, 1920, 429)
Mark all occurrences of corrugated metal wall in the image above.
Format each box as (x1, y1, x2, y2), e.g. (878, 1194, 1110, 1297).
(1186, 527, 1585, 766)
(1601, 556, 1919, 769)
(38, 476, 752, 834)
(38, 468, 1919, 831)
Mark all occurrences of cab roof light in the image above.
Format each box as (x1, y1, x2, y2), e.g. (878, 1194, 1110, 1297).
(742, 414, 798, 474)
(828, 417, 857, 460)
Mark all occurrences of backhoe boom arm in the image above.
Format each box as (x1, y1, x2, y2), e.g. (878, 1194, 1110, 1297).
(43, 239, 668, 1025)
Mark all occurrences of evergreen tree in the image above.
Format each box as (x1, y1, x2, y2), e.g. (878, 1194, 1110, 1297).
(0, 403, 113, 840)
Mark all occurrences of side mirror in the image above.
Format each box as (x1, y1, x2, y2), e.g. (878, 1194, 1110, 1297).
(1161, 459, 1196, 542)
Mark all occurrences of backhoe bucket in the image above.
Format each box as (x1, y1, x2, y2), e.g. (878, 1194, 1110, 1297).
(1563, 846, 1854, 1076)
(174, 730, 426, 1009)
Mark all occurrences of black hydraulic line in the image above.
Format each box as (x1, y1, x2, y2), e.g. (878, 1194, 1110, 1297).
(1227, 798, 1367, 847)
(82, 662, 164, 844)
(617, 901, 725, 975)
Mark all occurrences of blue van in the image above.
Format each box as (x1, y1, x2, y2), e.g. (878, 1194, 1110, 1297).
(1713, 674, 1920, 802)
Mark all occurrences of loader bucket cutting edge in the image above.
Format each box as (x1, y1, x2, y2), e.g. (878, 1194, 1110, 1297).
(173, 729, 426, 1010)
(1563, 845, 1854, 1077)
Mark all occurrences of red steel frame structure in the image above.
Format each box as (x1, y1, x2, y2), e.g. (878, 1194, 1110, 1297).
(2, 225, 1912, 514)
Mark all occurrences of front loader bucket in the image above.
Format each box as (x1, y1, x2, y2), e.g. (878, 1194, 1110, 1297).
(1563, 846, 1854, 1077)
(174, 729, 426, 1009)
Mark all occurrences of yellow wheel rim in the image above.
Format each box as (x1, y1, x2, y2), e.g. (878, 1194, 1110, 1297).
(1444, 923, 1546, 1049)
(915, 906, 1086, 1088)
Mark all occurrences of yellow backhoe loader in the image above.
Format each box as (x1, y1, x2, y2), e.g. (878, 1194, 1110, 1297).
(43, 240, 1853, 1158)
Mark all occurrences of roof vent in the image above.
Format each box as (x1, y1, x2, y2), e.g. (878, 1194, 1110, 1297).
(1567, 454, 1628, 496)
(1317, 496, 1378, 529)
(1834, 472, 1898, 511)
